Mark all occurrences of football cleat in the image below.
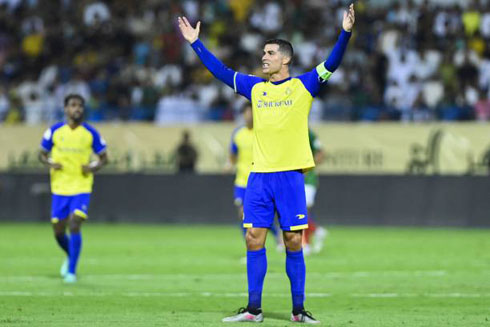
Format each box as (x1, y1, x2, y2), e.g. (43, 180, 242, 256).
(60, 258, 69, 278)
(63, 273, 77, 284)
(291, 310, 320, 324)
(222, 307, 264, 323)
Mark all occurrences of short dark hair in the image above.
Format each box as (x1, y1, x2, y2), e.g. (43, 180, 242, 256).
(263, 39, 294, 65)
(64, 94, 85, 106)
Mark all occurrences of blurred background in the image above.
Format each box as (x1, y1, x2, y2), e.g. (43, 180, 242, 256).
(0, 0, 489, 226)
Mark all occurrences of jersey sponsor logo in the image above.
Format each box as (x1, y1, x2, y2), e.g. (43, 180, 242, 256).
(57, 146, 85, 153)
(296, 214, 306, 219)
(256, 99, 293, 109)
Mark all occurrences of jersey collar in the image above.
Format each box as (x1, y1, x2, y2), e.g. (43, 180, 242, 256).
(269, 77, 291, 85)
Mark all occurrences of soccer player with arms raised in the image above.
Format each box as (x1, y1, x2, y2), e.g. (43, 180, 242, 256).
(39, 94, 107, 283)
(179, 4, 355, 323)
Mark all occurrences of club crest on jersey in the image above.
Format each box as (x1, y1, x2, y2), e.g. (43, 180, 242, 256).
(285, 87, 292, 95)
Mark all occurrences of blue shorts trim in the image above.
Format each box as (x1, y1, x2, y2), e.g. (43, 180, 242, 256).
(243, 171, 308, 231)
(51, 193, 91, 223)
(234, 186, 246, 206)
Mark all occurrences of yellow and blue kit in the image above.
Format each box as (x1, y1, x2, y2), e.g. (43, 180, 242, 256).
(230, 126, 254, 206)
(40, 122, 106, 221)
(191, 29, 351, 230)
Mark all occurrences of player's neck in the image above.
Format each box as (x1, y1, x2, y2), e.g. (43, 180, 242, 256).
(67, 120, 82, 129)
(268, 67, 290, 83)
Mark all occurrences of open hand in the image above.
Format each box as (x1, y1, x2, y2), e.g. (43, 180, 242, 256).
(177, 16, 201, 44)
(342, 4, 355, 32)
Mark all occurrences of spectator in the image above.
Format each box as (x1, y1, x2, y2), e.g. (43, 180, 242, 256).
(155, 89, 204, 125)
(0, 0, 489, 123)
(462, 1, 481, 37)
(480, 6, 490, 38)
(0, 86, 9, 121)
(83, 1, 111, 27)
(174, 130, 198, 174)
(475, 90, 490, 121)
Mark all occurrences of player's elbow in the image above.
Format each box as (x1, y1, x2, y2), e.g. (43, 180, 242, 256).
(98, 153, 109, 166)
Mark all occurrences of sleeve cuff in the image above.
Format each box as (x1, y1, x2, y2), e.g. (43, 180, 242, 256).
(95, 147, 107, 155)
(340, 29, 352, 41)
(191, 39, 202, 49)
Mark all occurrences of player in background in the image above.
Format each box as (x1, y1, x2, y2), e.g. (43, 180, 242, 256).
(39, 94, 107, 283)
(303, 129, 327, 256)
(229, 104, 282, 249)
(178, 3, 354, 323)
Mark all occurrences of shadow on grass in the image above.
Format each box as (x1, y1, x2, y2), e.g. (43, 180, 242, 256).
(263, 312, 289, 322)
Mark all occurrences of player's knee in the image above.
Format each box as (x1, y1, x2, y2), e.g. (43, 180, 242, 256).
(245, 229, 265, 250)
(52, 221, 65, 235)
(283, 231, 303, 251)
(68, 216, 83, 234)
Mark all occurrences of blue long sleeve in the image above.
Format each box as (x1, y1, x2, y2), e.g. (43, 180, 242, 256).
(191, 39, 236, 88)
(324, 29, 351, 72)
(297, 29, 352, 97)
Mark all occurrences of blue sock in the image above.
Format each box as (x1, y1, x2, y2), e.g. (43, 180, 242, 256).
(286, 249, 306, 313)
(247, 248, 267, 310)
(55, 234, 69, 255)
(68, 232, 82, 274)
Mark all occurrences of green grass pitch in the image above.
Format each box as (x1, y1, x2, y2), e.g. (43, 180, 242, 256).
(0, 223, 488, 326)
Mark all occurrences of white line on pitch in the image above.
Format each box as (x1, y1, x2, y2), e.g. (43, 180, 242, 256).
(0, 270, 449, 282)
(0, 291, 487, 298)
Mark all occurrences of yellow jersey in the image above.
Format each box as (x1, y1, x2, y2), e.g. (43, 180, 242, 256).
(234, 70, 326, 172)
(190, 29, 349, 172)
(40, 122, 106, 195)
(230, 126, 254, 187)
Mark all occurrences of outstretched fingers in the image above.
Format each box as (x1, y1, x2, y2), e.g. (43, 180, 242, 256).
(349, 4, 355, 20)
(182, 16, 192, 28)
(178, 16, 189, 29)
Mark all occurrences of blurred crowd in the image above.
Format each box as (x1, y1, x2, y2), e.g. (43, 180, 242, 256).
(0, 0, 490, 124)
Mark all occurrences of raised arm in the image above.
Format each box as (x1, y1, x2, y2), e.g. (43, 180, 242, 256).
(321, 4, 355, 78)
(297, 4, 355, 97)
(178, 16, 235, 88)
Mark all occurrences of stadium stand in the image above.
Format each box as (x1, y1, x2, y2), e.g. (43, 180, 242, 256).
(0, 0, 489, 124)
